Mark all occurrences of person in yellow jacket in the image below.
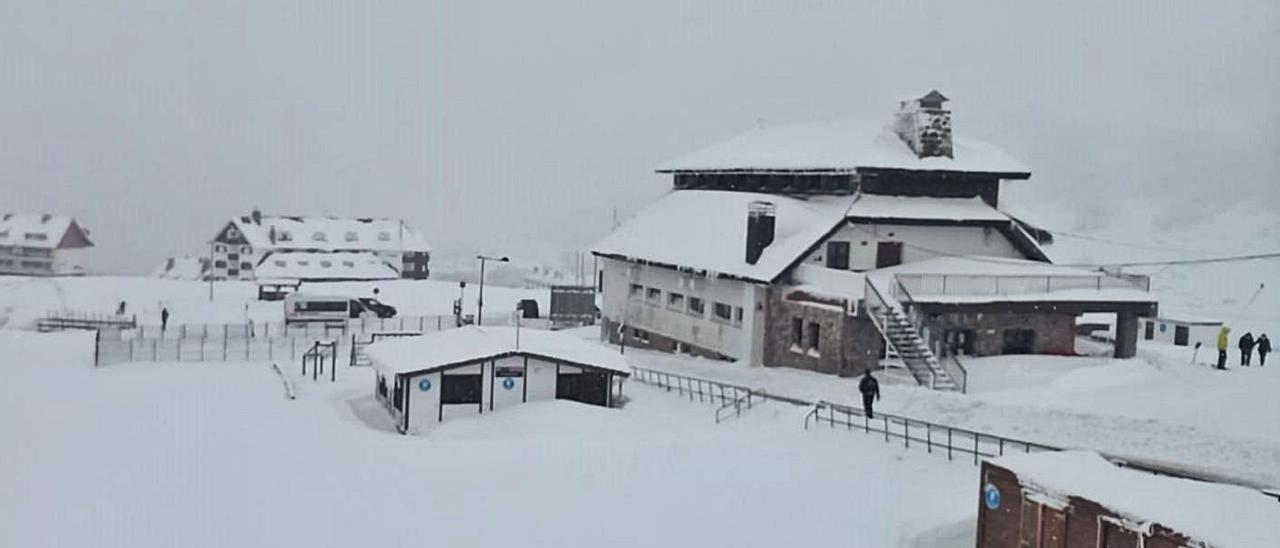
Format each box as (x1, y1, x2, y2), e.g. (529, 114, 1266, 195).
(1216, 326, 1231, 370)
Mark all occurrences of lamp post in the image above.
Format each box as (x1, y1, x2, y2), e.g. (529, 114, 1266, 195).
(476, 255, 509, 325)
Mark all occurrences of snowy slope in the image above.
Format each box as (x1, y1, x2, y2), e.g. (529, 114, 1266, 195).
(0, 330, 984, 548)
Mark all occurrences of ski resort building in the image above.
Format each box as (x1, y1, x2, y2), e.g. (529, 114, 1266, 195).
(593, 91, 1158, 391)
(0, 212, 94, 276)
(207, 210, 430, 282)
(976, 451, 1278, 547)
(367, 326, 630, 434)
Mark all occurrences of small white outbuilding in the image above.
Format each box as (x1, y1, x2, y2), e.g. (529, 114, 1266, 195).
(367, 326, 630, 434)
(1141, 312, 1222, 349)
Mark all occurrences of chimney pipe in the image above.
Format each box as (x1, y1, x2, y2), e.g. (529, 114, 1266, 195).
(745, 201, 776, 265)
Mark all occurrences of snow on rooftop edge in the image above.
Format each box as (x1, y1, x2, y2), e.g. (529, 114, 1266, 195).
(592, 190, 854, 282)
(992, 451, 1280, 547)
(657, 118, 1029, 175)
(367, 326, 631, 376)
(845, 194, 1010, 222)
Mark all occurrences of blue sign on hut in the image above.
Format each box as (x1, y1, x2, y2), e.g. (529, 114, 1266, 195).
(367, 326, 630, 434)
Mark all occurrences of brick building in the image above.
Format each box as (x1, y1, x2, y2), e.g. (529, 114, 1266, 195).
(977, 451, 1278, 547)
(593, 91, 1157, 391)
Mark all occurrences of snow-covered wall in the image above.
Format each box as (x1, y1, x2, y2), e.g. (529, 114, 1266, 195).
(598, 258, 765, 364)
(395, 355, 571, 433)
(800, 221, 1024, 271)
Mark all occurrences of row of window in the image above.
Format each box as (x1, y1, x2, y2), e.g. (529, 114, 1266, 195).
(790, 318, 822, 357)
(0, 259, 53, 270)
(628, 284, 743, 325)
(214, 245, 252, 254)
(0, 246, 53, 257)
(0, 231, 49, 241)
(275, 230, 395, 244)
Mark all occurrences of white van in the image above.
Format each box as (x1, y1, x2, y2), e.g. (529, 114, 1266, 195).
(284, 294, 375, 325)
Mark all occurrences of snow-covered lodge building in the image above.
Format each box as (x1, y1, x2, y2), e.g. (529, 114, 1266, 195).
(0, 213, 94, 276)
(208, 211, 431, 282)
(593, 91, 1158, 390)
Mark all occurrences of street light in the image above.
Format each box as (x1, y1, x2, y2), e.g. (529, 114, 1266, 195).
(476, 255, 509, 325)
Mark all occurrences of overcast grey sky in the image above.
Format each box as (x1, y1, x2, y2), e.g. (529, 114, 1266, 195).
(3, 1, 1277, 273)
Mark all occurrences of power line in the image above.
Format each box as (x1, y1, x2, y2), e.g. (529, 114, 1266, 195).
(1038, 228, 1187, 252)
(1060, 252, 1280, 268)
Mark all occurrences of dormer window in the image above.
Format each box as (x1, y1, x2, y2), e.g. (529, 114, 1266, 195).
(277, 231, 292, 241)
(378, 231, 392, 242)
(343, 261, 355, 268)
(24, 233, 47, 241)
(319, 260, 333, 268)
(273, 260, 286, 267)
(345, 231, 358, 242)
(297, 260, 310, 266)
(312, 232, 327, 242)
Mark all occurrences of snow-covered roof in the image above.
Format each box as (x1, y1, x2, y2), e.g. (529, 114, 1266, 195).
(0, 213, 89, 249)
(255, 251, 399, 282)
(227, 214, 431, 253)
(845, 194, 1010, 222)
(992, 451, 1280, 547)
(592, 190, 855, 283)
(873, 256, 1156, 304)
(657, 118, 1029, 176)
(367, 326, 631, 376)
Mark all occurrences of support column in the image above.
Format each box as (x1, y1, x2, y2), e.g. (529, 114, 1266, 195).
(1114, 312, 1139, 359)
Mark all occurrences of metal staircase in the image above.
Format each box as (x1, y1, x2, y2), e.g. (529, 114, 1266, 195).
(864, 278, 960, 392)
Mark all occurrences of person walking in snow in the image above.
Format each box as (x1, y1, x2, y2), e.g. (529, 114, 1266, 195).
(1257, 334, 1271, 367)
(160, 308, 169, 334)
(859, 369, 881, 419)
(1216, 326, 1230, 370)
(1238, 332, 1255, 366)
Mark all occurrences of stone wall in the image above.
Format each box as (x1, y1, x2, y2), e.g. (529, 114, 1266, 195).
(922, 310, 1076, 356)
(762, 287, 884, 376)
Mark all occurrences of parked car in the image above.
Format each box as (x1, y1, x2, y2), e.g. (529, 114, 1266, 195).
(357, 298, 397, 318)
(284, 294, 379, 325)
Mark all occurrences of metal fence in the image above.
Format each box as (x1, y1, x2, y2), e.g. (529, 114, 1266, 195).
(94, 333, 353, 367)
(128, 314, 473, 340)
(38, 311, 137, 332)
(629, 366, 757, 406)
(893, 272, 1150, 299)
(804, 400, 1057, 464)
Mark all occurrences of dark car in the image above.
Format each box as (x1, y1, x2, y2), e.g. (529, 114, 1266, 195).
(357, 298, 397, 318)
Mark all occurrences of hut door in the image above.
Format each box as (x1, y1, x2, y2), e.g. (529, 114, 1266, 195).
(556, 370, 610, 406)
(1038, 507, 1066, 548)
(1173, 325, 1189, 346)
(1017, 500, 1039, 548)
(1143, 321, 1155, 340)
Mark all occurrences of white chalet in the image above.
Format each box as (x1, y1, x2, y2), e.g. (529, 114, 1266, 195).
(208, 211, 431, 282)
(593, 91, 1157, 391)
(0, 213, 94, 276)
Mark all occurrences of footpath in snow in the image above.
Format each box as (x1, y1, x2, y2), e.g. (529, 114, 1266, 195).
(604, 333, 1280, 488)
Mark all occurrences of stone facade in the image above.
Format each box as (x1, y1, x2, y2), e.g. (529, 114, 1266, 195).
(762, 287, 884, 376)
(919, 309, 1077, 357)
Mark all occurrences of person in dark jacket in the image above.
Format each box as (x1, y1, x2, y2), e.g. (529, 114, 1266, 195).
(859, 369, 881, 419)
(1239, 332, 1255, 366)
(160, 308, 169, 334)
(1257, 334, 1271, 367)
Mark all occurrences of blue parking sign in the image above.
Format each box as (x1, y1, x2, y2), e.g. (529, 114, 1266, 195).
(418, 378, 432, 391)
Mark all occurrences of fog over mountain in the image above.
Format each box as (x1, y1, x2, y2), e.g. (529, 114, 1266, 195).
(3, 1, 1277, 273)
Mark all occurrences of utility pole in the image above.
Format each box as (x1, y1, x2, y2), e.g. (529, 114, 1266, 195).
(476, 254, 509, 325)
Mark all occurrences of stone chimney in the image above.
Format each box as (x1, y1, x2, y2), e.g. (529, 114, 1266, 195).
(745, 201, 776, 265)
(251, 208, 262, 224)
(895, 90, 953, 159)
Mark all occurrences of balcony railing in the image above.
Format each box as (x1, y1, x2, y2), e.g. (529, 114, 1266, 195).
(892, 272, 1150, 300)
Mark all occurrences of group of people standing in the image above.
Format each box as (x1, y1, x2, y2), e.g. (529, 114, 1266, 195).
(1215, 327, 1270, 369)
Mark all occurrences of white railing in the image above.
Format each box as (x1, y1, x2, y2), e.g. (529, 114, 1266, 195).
(893, 272, 1150, 300)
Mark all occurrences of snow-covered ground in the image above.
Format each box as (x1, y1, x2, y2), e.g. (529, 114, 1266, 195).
(0, 329, 981, 548)
(610, 334, 1280, 488)
(0, 276, 548, 329)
